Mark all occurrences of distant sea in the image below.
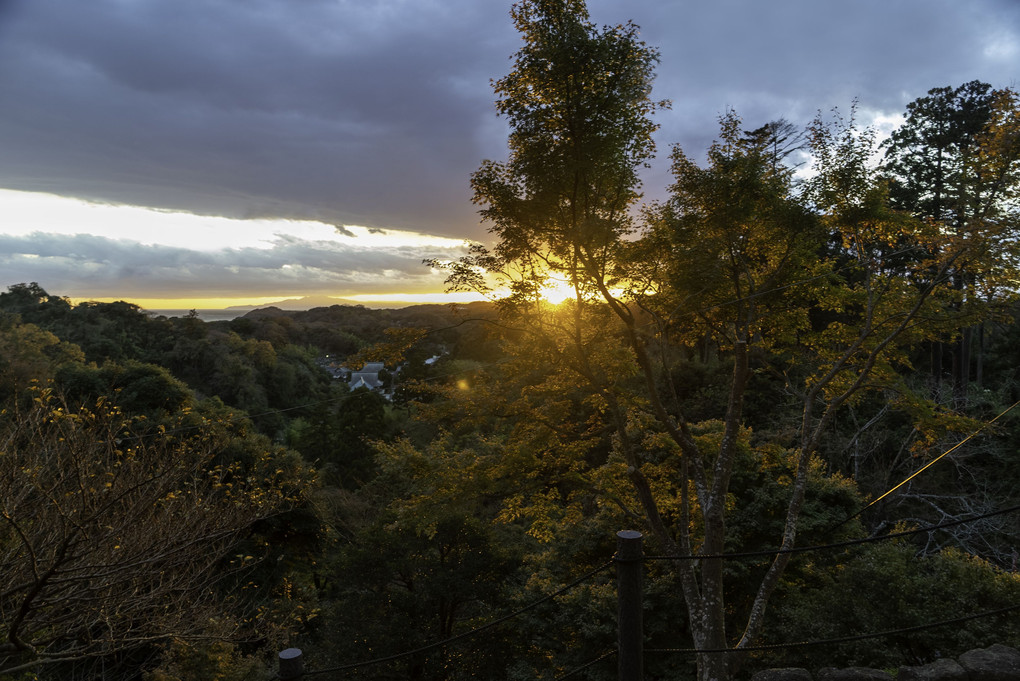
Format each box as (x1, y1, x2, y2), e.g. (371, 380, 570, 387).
(145, 309, 246, 322)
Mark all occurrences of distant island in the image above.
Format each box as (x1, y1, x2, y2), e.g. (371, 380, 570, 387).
(147, 295, 417, 321)
(223, 294, 363, 311)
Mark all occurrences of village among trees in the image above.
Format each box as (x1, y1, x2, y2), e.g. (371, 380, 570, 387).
(2, 1, 1020, 680)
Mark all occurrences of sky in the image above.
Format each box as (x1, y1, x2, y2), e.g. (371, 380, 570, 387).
(0, 0, 1017, 310)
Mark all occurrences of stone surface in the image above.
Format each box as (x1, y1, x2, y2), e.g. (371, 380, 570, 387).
(816, 667, 893, 681)
(750, 669, 813, 681)
(958, 644, 1020, 681)
(897, 658, 968, 681)
(753, 643, 1020, 681)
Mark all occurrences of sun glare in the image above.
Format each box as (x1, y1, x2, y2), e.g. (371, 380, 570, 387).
(537, 280, 577, 304)
(532, 279, 628, 305)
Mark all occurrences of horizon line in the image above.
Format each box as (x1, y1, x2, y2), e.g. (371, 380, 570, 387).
(68, 291, 491, 311)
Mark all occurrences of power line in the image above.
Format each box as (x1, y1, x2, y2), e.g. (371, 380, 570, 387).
(829, 397, 1020, 532)
(643, 503, 1020, 562)
(555, 650, 616, 680)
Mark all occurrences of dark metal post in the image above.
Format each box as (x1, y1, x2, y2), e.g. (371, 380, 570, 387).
(616, 530, 643, 681)
(278, 648, 304, 679)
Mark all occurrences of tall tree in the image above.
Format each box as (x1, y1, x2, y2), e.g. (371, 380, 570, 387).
(882, 82, 1020, 400)
(743, 118, 806, 172)
(883, 81, 996, 222)
(443, 0, 664, 309)
(634, 108, 964, 679)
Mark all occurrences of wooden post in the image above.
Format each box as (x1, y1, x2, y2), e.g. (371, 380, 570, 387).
(278, 648, 304, 679)
(616, 530, 643, 681)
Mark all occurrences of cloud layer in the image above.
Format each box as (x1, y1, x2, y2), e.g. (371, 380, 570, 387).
(0, 228, 468, 299)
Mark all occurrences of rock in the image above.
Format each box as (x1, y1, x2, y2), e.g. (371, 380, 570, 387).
(897, 658, 967, 681)
(958, 644, 1020, 681)
(750, 669, 813, 681)
(816, 668, 893, 681)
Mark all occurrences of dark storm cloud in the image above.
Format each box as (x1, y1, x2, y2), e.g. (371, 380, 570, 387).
(0, 0, 517, 236)
(0, 231, 467, 298)
(608, 0, 1020, 192)
(0, 0, 1016, 241)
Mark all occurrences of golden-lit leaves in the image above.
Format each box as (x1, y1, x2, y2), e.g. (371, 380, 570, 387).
(0, 388, 314, 670)
(890, 390, 986, 457)
(372, 434, 503, 539)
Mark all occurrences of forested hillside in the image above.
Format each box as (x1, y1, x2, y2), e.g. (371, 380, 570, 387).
(2, 268, 1019, 680)
(0, 284, 507, 679)
(3, 2, 1020, 680)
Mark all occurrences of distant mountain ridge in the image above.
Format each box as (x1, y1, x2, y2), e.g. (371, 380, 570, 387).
(226, 295, 361, 311)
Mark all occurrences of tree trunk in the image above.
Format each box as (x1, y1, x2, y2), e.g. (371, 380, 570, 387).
(696, 649, 730, 681)
(975, 322, 984, 388)
(952, 327, 971, 407)
(930, 341, 944, 400)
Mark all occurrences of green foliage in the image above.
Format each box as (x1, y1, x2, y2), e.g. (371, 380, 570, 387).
(0, 285, 175, 364)
(144, 640, 271, 681)
(644, 109, 825, 353)
(428, 4, 1020, 676)
(481, 0, 663, 247)
(759, 540, 1020, 671)
(0, 319, 84, 397)
(289, 387, 397, 487)
(880, 81, 1020, 304)
(56, 359, 193, 415)
(304, 434, 529, 680)
(319, 514, 520, 680)
(882, 81, 996, 222)
(880, 82, 1020, 407)
(0, 284, 342, 439)
(0, 282, 72, 324)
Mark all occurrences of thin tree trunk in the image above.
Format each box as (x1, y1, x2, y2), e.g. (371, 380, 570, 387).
(976, 322, 984, 388)
(952, 327, 971, 407)
(931, 341, 944, 399)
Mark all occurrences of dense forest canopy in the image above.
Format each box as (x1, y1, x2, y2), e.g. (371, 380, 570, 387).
(3, 1, 1020, 680)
